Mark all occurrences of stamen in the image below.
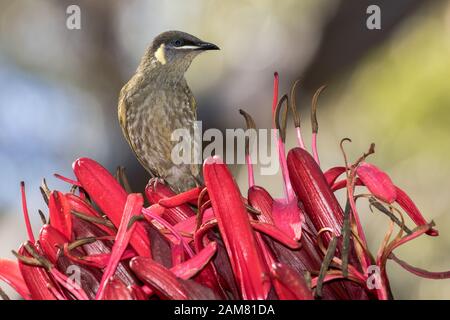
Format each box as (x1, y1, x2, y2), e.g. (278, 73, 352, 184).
(115, 166, 133, 193)
(341, 200, 351, 277)
(274, 94, 289, 143)
(274, 94, 295, 202)
(0, 286, 10, 300)
(71, 210, 116, 229)
(12, 250, 42, 267)
(311, 85, 327, 166)
(315, 236, 338, 298)
(196, 199, 211, 230)
(289, 79, 306, 149)
(53, 173, 81, 187)
(271, 72, 279, 121)
(38, 209, 47, 225)
(40, 178, 51, 205)
(239, 109, 257, 188)
(369, 198, 412, 234)
(20, 182, 35, 243)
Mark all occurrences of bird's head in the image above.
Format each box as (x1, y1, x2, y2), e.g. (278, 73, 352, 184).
(148, 31, 219, 70)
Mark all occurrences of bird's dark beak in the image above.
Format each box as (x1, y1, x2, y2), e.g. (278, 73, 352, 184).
(196, 41, 220, 51)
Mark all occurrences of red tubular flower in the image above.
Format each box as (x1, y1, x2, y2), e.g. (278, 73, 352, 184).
(0, 73, 447, 301)
(203, 156, 270, 300)
(287, 147, 344, 245)
(73, 158, 151, 257)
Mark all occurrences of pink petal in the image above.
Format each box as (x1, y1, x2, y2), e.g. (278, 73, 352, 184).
(356, 162, 397, 204)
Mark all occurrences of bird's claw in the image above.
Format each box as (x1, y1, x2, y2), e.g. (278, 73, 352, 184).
(149, 177, 166, 191)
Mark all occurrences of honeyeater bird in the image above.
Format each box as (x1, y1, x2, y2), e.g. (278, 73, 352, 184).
(118, 31, 219, 192)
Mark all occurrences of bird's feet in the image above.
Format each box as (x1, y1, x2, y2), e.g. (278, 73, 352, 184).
(148, 177, 166, 191)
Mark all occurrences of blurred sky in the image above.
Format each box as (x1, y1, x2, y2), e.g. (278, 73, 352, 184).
(0, 0, 449, 299)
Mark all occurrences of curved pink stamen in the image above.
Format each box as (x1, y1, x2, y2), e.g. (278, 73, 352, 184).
(296, 127, 306, 150)
(20, 182, 35, 243)
(312, 133, 320, 166)
(246, 154, 255, 188)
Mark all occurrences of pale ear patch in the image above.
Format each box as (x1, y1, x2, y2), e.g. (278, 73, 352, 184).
(154, 44, 167, 65)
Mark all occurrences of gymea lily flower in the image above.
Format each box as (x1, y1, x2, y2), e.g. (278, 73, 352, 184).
(0, 73, 449, 300)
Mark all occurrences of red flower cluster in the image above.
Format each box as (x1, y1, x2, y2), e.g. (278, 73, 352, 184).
(0, 74, 448, 300)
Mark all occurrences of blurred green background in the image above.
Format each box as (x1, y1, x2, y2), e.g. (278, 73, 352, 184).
(0, 0, 449, 299)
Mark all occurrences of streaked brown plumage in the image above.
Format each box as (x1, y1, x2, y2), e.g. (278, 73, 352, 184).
(118, 31, 219, 192)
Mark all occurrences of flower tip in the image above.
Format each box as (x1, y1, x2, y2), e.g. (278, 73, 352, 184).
(203, 156, 223, 166)
(72, 157, 86, 170)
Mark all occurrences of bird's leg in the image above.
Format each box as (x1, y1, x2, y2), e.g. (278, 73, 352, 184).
(193, 175, 204, 189)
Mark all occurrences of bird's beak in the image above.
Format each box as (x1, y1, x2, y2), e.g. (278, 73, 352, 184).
(196, 41, 220, 51)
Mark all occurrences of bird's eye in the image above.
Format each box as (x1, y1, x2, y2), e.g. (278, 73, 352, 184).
(173, 39, 183, 47)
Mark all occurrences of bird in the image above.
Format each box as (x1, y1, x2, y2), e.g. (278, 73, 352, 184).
(118, 31, 219, 192)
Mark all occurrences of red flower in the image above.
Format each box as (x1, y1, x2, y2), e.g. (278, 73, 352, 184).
(0, 73, 448, 300)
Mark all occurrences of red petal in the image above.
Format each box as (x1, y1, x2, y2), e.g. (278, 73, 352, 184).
(96, 193, 143, 300)
(102, 277, 135, 300)
(324, 166, 346, 186)
(72, 218, 137, 286)
(65, 193, 115, 236)
(271, 263, 313, 300)
(247, 186, 274, 224)
(203, 156, 269, 299)
(48, 191, 72, 240)
(130, 257, 189, 300)
(250, 221, 300, 249)
(287, 148, 344, 245)
(39, 224, 70, 264)
(170, 241, 217, 279)
(271, 199, 304, 241)
(395, 186, 438, 236)
(0, 259, 31, 299)
(356, 162, 397, 204)
(145, 180, 195, 224)
(390, 254, 450, 279)
(17, 245, 59, 300)
(73, 158, 151, 257)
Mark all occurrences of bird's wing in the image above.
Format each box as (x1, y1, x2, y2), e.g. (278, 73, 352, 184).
(118, 85, 157, 178)
(184, 84, 201, 179)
